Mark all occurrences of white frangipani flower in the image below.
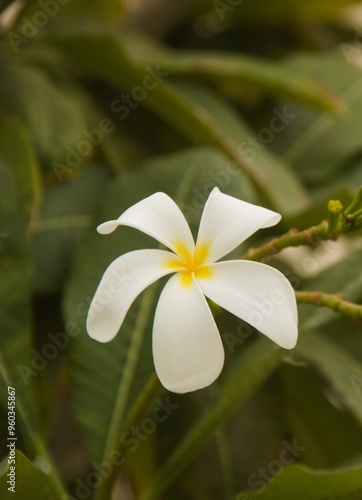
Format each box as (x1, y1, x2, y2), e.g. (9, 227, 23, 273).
(87, 188, 298, 393)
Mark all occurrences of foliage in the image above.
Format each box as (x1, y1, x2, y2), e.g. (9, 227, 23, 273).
(0, 0, 362, 498)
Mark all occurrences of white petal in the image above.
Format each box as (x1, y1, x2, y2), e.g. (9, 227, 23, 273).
(97, 193, 195, 254)
(87, 249, 180, 343)
(196, 188, 281, 263)
(97, 220, 119, 234)
(153, 274, 224, 393)
(197, 261, 298, 349)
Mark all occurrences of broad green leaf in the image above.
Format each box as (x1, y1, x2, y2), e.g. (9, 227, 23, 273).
(272, 52, 362, 185)
(280, 359, 362, 468)
(47, 27, 309, 214)
(298, 334, 362, 423)
(193, 0, 361, 25)
(0, 158, 36, 436)
(141, 51, 341, 113)
(0, 61, 88, 171)
(0, 145, 67, 498)
(14, 0, 123, 29)
(115, 30, 341, 113)
(238, 462, 362, 500)
(0, 119, 41, 219)
(31, 164, 110, 292)
(63, 147, 255, 463)
(320, 314, 362, 365)
(140, 339, 285, 500)
(0, 451, 50, 500)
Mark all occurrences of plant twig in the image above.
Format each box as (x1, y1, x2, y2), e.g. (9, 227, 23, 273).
(241, 188, 362, 262)
(241, 220, 329, 261)
(295, 291, 362, 322)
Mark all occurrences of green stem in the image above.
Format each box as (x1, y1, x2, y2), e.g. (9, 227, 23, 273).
(241, 220, 329, 261)
(94, 290, 159, 500)
(345, 185, 362, 215)
(32, 436, 69, 499)
(214, 426, 234, 498)
(295, 291, 362, 322)
(241, 189, 362, 262)
(94, 374, 162, 500)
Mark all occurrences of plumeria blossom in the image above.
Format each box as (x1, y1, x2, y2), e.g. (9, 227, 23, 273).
(87, 188, 298, 393)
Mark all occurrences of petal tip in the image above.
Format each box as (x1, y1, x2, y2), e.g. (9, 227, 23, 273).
(97, 220, 119, 235)
(261, 212, 282, 228)
(160, 370, 222, 394)
(279, 324, 298, 350)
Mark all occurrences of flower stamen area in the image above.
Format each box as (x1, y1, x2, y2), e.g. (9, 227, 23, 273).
(165, 242, 213, 286)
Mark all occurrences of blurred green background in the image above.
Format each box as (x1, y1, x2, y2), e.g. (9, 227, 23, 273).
(1, 0, 362, 498)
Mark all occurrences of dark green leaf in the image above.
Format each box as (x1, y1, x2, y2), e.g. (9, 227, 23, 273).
(0, 158, 36, 437)
(140, 339, 285, 500)
(142, 51, 341, 113)
(239, 461, 362, 500)
(31, 164, 110, 292)
(47, 27, 310, 214)
(272, 52, 362, 185)
(280, 359, 362, 468)
(0, 451, 51, 500)
(0, 119, 41, 220)
(0, 62, 88, 170)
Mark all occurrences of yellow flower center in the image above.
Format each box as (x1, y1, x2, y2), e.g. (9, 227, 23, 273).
(165, 242, 213, 287)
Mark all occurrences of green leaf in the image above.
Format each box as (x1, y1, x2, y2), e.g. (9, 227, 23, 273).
(273, 52, 362, 185)
(14, 0, 124, 29)
(0, 158, 36, 435)
(297, 334, 362, 426)
(0, 61, 88, 171)
(0, 155, 67, 499)
(140, 339, 285, 500)
(194, 0, 361, 26)
(0, 119, 41, 219)
(31, 164, 110, 292)
(141, 51, 341, 113)
(47, 27, 309, 215)
(0, 451, 50, 500)
(280, 359, 362, 468)
(63, 147, 255, 462)
(170, 81, 309, 214)
(238, 462, 362, 500)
